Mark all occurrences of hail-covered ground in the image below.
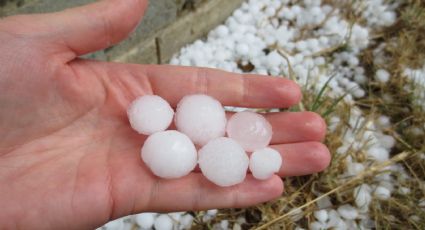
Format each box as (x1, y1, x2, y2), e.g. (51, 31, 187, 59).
(99, 0, 425, 229)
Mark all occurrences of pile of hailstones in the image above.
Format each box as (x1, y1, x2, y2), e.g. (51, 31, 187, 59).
(128, 94, 282, 186)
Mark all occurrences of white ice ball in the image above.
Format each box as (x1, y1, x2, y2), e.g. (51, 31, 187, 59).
(314, 209, 328, 223)
(141, 130, 197, 179)
(198, 137, 249, 187)
(374, 186, 391, 200)
(127, 95, 174, 135)
(249, 147, 282, 180)
(226, 111, 272, 152)
(337, 204, 358, 220)
(175, 94, 226, 146)
(135, 213, 156, 229)
(154, 214, 173, 230)
(375, 69, 390, 83)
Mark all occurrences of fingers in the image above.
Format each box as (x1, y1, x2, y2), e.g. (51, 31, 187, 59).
(271, 142, 331, 177)
(143, 174, 283, 212)
(6, 0, 148, 56)
(144, 65, 302, 108)
(266, 111, 327, 144)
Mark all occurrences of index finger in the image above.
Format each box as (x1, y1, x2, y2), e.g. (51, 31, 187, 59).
(144, 65, 302, 108)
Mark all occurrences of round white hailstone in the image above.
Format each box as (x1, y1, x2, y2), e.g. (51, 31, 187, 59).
(375, 69, 390, 83)
(179, 214, 194, 229)
(377, 115, 391, 128)
(216, 25, 229, 37)
(249, 147, 282, 180)
(127, 95, 174, 135)
(337, 204, 358, 220)
(141, 130, 197, 179)
(135, 213, 156, 229)
(236, 43, 250, 56)
(104, 218, 124, 230)
(367, 146, 389, 162)
(353, 89, 365, 98)
(379, 135, 395, 149)
(313, 209, 328, 223)
(175, 94, 226, 146)
(226, 111, 272, 152)
(374, 186, 391, 200)
(354, 74, 367, 84)
(310, 221, 326, 230)
(354, 184, 372, 209)
(347, 162, 365, 176)
(207, 209, 218, 216)
(154, 214, 173, 230)
(169, 212, 183, 222)
(198, 137, 249, 187)
(220, 220, 229, 229)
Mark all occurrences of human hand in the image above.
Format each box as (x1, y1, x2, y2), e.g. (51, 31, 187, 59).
(0, 0, 330, 229)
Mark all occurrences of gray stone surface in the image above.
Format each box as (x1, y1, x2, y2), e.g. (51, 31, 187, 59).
(1, 0, 242, 64)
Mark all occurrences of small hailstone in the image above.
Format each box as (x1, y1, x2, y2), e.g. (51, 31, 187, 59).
(337, 204, 358, 220)
(169, 212, 184, 222)
(216, 25, 229, 37)
(374, 186, 391, 200)
(179, 214, 194, 230)
(154, 214, 173, 230)
(377, 115, 391, 128)
(378, 134, 395, 149)
(207, 209, 218, 216)
(226, 111, 272, 152)
(220, 220, 229, 230)
(198, 137, 249, 187)
(354, 184, 372, 209)
(141, 130, 197, 179)
(135, 213, 156, 229)
(236, 43, 250, 56)
(367, 146, 389, 162)
(175, 94, 226, 146)
(310, 221, 326, 230)
(127, 95, 174, 135)
(375, 69, 390, 83)
(249, 147, 282, 180)
(314, 209, 328, 223)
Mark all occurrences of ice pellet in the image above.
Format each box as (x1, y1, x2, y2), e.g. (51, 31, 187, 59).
(198, 137, 249, 186)
(127, 95, 174, 135)
(249, 147, 282, 180)
(227, 111, 272, 152)
(175, 94, 226, 146)
(141, 130, 197, 179)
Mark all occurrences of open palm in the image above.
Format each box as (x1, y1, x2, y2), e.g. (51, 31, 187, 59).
(0, 0, 330, 229)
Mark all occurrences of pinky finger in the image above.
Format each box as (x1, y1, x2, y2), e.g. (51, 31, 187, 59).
(142, 174, 283, 212)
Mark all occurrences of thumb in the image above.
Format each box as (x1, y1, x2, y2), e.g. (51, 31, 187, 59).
(36, 0, 148, 56)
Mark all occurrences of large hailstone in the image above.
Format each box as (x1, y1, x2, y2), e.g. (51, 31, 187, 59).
(141, 130, 197, 179)
(127, 95, 174, 135)
(226, 111, 273, 152)
(175, 94, 226, 146)
(198, 137, 249, 187)
(249, 147, 282, 180)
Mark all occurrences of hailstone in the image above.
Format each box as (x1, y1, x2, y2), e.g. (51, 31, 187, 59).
(135, 213, 156, 229)
(226, 111, 272, 152)
(198, 137, 249, 187)
(127, 95, 174, 135)
(141, 130, 197, 179)
(175, 94, 226, 146)
(154, 214, 173, 230)
(249, 147, 282, 180)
